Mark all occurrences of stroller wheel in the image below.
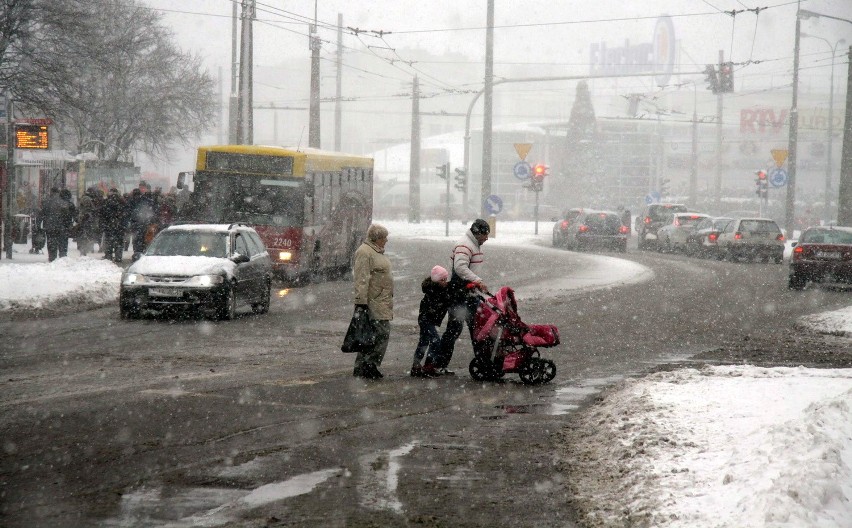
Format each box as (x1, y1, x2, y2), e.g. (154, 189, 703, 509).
(519, 358, 556, 385)
(469, 356, 497, 381)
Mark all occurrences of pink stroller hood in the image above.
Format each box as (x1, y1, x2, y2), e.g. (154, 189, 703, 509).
(473, 286, 560, 347)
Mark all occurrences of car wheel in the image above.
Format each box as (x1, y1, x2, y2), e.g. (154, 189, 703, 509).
(618, 241, 627, 253)
(251, 279, 271, 314)
(119, 302, 139, 320)
(217, 283, 237, 320)
(788, 273, 806, 290)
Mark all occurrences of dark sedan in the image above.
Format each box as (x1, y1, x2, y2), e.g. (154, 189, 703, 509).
(560, 210, 628, 253)
(552, 207, 586, 247)
(788, 226, 852, 290)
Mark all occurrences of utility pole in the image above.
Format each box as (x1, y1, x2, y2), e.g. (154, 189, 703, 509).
(714, 49, 724, 210)
(481, 0, 494, 217)
(786, 4, 802, 235)
(236, 0, 255, 144)
(218, 66, 225, 145)
(334, 13, 343, 152)
(408, 76, 421, 223)
(839, 45, 852, 226)
(308, 2, 321, 149)
(689, 82, 698, 208)
(3, 92, 14, 259)
(228, 0, 238, 144)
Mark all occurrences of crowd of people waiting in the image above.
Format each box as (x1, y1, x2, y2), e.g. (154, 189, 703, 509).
(31, 181, 187, 263)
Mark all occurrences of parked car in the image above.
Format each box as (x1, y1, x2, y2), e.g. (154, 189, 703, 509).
(684, 216, 733, 259)
(788, 226, 852, 289)
(717, 218, 785, 263)
(656, 212, 710, 253)
(552, 207, 586, 247)
(119, 223, 273, 320)
(561, 210, 628, 252)
(635, 203, 688, 250)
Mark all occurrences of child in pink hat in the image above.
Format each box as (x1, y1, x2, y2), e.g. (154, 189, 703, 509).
(410, 265, 450, 377)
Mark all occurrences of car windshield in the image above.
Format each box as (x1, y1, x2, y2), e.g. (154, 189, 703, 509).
(584, 213, 622, 231)
(801, 230, 852, 245)
(739, 220, 781, 234)
(145, 231, 229, 258)
(675, 215, 704, 227)
(650, 205, 687, 221)
(713, 218, 732, 230)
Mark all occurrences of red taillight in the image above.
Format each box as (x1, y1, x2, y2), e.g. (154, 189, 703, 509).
(708, 233, 718, 242)
(734, 232, 743, 240)
(792, 246, 804, 260)
(674, 218, 681, 227)
(643, 216, 651, 224)
(619, 225, 629, 234)
(560, 220, 570, 230)
(578, 224, 589, 233)
(776, 234, 785, 241)
(690, 214, 701, 219)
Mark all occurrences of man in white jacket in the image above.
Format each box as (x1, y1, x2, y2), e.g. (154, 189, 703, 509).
(424, 218, 489, 376)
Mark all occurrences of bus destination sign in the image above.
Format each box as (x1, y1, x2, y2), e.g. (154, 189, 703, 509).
(15, 124, 49, 149)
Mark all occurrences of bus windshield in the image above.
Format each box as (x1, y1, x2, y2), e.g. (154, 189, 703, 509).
(183, 173, 305, 227)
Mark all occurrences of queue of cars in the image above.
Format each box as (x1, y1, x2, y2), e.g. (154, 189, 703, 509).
(552, 208, 629, 253)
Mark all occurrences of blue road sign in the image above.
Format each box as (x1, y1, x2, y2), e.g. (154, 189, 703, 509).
(513, 161, 531, 180)
(769, 168, 787, 188)
(484, 195, 503, 215)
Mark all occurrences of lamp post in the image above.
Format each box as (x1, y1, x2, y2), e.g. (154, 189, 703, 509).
(801, 33, 846, 223)
(679, 80, 699, 208)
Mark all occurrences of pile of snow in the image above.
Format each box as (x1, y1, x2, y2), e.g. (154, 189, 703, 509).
(565, 365, 852, 527)
(0, 257, 122, 312)
(800, 305, 852, 337)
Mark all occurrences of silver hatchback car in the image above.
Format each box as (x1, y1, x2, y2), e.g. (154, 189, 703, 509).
(717, 218, 785, 263)
(119, 223, 273, 320)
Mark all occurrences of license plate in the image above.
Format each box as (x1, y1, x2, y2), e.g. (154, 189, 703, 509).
(149, 287, 179, 297)
(815, 251, 841, 260)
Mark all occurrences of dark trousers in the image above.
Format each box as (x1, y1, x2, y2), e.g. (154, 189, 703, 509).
(104, 231, 124, 262)
(432, 294, 479, 369)
(413, 319, 441, 367)
(132, 225, 147, 254)
(46, 232, 68, 262)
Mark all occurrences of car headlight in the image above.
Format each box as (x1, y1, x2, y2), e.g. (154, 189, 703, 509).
(186, 274, 224, 286)
(122, 273, 147, 285)
(279, 251, 292, 261)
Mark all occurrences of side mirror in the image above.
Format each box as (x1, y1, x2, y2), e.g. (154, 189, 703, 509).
(232, 253, 250, 264)
(791, 242, 797, 248)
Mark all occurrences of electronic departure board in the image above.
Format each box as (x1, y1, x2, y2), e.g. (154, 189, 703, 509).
(15, 124, 49, 149)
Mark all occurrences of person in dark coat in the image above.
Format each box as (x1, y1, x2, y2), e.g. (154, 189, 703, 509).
(100, 188, 127, 263)
(41, 187, 75, 261)
(129, 183, 158, 259)
(410, 265, 451, 377)
(76, 189, 101, 256)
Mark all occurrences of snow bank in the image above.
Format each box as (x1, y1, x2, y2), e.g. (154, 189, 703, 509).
(0, 257, 123, 311)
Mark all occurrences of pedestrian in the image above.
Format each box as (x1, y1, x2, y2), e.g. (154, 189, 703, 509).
(100, 188, 127, 263)
(75, 189, 100, 256)
(41, 188, 75, 261)
(129, 182, 157, 260)
(425, 218, 490, 375)
(411, 265, 451, 377)
(352, 223, 393, 380)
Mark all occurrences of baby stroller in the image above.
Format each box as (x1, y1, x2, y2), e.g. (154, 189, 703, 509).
(469, 286, 559, 385)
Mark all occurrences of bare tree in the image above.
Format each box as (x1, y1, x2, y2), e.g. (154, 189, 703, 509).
(5, 0, 216, 162)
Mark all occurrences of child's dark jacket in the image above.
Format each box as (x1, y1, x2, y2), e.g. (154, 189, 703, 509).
(418, 276, 450, 325)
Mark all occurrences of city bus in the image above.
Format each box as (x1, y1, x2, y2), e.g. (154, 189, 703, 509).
(178, 145, 374, 283)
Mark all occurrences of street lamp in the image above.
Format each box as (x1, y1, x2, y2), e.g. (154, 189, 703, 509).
(677, 80, 700, 208)
(801, 32, 846, 223)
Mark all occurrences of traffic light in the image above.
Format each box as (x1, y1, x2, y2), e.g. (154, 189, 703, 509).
(719, 61, 734, 93)
(436, 163, 447, 179)
(704, 64, 719, 94)
(454, 167, 467, 192)
(531, 163, 548, 183)
(755, 170, 768, 198)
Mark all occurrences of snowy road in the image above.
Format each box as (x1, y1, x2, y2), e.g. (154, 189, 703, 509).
(1, 233, 850, 527)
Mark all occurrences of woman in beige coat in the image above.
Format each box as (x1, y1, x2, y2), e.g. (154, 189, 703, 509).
(352, 224, 393, 379)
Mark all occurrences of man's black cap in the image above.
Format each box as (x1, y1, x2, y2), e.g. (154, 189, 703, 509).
(471, 218, 490, 235)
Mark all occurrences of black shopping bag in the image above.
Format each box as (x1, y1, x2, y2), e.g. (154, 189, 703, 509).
(341, 307, 376, 353)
